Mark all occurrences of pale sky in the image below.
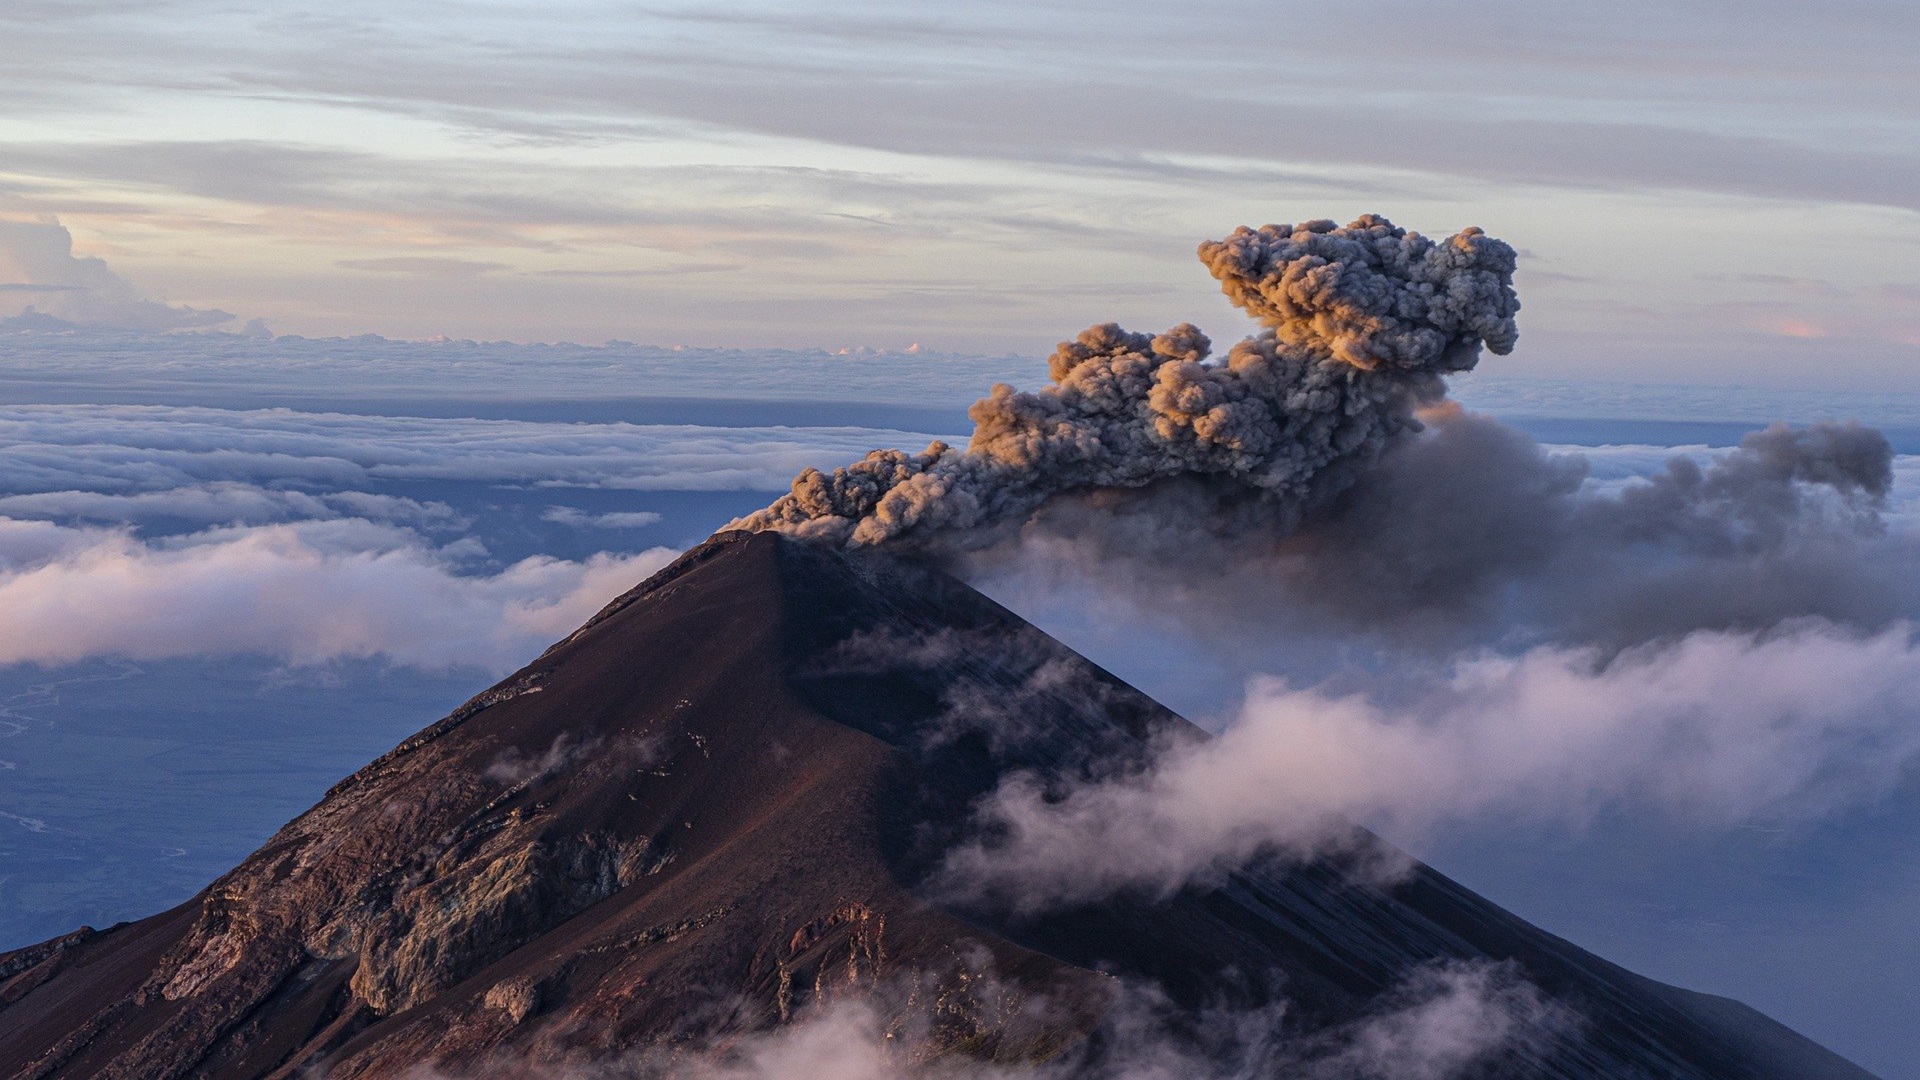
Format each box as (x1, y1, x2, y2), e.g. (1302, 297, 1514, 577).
(2, 0, 1916, 389)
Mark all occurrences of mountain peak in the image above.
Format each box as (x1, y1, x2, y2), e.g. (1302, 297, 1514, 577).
(0, 532, 1881, 1079)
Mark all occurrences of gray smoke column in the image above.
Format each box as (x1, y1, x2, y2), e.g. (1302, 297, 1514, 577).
(731, 215, 1520, 548)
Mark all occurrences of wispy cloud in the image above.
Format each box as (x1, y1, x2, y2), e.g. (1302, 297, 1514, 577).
(0, 403, 963, 494)
(338, 256, 513, 277)
(2, 1, 1914, 354)
(938, 619, 1920, 912)
(541, 506, 663, 529)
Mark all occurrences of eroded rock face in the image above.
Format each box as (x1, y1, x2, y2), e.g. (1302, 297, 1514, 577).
(0, 535, 1123, 1079)
(0, 533, 1886, 1080)
(483, 978, 540, 1026)
(349, 828, 652, 1015)
(84, 713, 666, 1077)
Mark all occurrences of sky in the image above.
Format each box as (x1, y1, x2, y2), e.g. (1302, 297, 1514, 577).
(0, 0, 1917, 390)
(2, 4, 1920, 1078)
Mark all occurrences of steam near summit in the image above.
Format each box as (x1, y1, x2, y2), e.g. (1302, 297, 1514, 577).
(732, 215, 1520, 549)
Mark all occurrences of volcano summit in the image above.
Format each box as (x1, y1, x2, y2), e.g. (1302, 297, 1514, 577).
(0, 531, 1879, 1079)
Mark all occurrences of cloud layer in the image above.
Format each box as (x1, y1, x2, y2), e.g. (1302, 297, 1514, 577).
(937, 618, 1920, 911)
(0, 517, 673, 671)
(0, 328, 1026, 411)
(5, 0, 1918, 364)
(0, 400, 977, 670)
(0, 403, 956, 497)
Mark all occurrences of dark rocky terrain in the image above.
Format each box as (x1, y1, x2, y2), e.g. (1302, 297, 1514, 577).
(0, 531, 1883, 1078)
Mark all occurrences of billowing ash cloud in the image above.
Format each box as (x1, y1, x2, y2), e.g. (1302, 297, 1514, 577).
(728, 212, 1920, 916)
(733, 216, 1519, 548)
(921, 408, 1920, 910)
(1001, 406, 1906, 655)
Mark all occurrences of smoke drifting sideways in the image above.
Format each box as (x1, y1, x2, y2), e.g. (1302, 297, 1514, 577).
(732, 216, 1520, 550)
(1000, 405, 1904, 657)
(736, 212, 1920, 913)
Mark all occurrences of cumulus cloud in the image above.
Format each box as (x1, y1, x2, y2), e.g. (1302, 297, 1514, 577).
(936, 619, 1920, 912)
(0, 517, 674, 671)
(0, 217, 233, 330)
(734, 216, 1519, 548)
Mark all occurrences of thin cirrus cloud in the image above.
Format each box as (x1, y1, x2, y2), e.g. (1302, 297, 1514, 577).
(541, 507, 664, 529)
(22, 0, 1896, 209)
(0, 483, 462, 530)
(337, 257, 513, 277)
(0, 403, 959, 494)
(1, 1, 1915, 361)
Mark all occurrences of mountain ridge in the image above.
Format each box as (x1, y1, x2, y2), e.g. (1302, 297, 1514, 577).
(0, 531, 1882, 1079)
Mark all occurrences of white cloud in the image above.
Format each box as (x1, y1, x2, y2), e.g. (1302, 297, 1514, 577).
(0, 320, 1034, 409)
(541, 506, 662, 528)
(0, 517, 675, 671)
(0, 482, 461, 528)
(938, 620, 1920, 912)
(0, 403, 960, 495)
(0, 218, 232, 330)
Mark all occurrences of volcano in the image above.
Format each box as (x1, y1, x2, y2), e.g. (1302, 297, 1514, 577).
(0, 531, 1880, 1078)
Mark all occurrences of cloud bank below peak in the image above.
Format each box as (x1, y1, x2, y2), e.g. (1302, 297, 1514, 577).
(0, 516, 675, 671)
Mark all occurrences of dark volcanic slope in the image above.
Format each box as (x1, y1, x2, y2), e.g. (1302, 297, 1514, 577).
(0, 532, 1880, 1079)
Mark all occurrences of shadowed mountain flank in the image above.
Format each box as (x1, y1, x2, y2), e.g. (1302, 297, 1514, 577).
(0, 532, 1881, 1079)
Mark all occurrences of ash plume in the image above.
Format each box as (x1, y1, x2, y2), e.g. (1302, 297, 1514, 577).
(928, 412, 1919, 909)
(731, 211, 1919, 919)
(997, 406, 1906, 655)
(731, 216, 1519, 548)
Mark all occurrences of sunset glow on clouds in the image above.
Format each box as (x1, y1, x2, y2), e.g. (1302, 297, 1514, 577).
(3, 6, 1920, 1074)
(0, 0, 1915, 389)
